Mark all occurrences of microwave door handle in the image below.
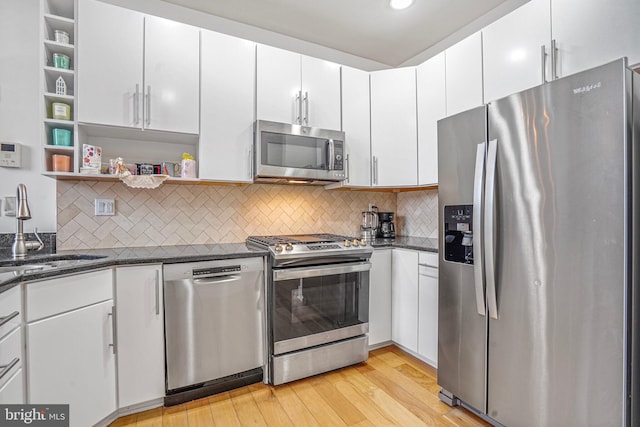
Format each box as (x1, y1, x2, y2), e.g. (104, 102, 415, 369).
(328, 140, 335, 170)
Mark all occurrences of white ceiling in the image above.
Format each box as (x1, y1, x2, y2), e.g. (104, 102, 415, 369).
(158, 0, 528, 68)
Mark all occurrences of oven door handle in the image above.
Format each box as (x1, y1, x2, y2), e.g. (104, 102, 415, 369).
(273, 262, 371, 281)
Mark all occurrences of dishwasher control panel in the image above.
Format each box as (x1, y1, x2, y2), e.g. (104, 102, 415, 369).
(193, 265, 241, 277)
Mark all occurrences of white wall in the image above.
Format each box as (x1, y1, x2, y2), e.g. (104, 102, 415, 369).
(0, 0, 57, 233)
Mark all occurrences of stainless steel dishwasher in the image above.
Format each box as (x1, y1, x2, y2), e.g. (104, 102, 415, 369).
(163, 257, 265, 405)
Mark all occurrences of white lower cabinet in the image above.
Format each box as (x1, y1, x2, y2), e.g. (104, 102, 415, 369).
(391, 249, 419, 352)
(368, 249, 392, 346)
(390, 249, 439, 367)
(26, 270, 116, 427)
(0, 326, 23, 404)
(115, 265, 165, 409)
(418, 252, 439, 367)
(0, 368, 23, 404)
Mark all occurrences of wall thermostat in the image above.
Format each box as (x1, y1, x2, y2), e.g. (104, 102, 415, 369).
(0, 142, 22, 168)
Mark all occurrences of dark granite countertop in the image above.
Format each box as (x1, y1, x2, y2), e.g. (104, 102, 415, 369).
(0, 243, 268, 294)
(0, 236, 438, 294)
(370, 236, 438, 252)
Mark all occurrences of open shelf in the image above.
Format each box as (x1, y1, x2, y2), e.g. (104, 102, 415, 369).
(44, 13, 75, 43)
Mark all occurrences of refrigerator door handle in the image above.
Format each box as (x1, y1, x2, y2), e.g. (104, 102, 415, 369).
(485, 139, 499, 320)
(473, 142, 487, 317)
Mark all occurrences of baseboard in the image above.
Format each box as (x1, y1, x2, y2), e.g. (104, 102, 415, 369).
(117, 398, 165, 416)
(368, 340, 393, 350)
(388, 342, 438, 369)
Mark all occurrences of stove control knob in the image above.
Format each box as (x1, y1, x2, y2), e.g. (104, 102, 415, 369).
(352, 239, 360, 247)
(285, 243, 294, 251)
(344, 240, 351, 247)
(274, 244, 284, 252)
(360, 239, 367, 246)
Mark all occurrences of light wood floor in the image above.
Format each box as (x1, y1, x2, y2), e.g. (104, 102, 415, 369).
(110, 345, 489, 427)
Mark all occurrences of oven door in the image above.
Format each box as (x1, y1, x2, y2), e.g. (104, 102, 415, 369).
(271, 261, 370, 355)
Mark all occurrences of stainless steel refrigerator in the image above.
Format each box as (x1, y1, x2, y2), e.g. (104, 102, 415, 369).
(437, 58, 639, 427)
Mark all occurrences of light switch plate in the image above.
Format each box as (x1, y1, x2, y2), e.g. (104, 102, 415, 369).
(95, 198, 115, 216)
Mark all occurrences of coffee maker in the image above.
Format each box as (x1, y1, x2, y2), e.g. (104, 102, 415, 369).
(376, 212, 396, 239)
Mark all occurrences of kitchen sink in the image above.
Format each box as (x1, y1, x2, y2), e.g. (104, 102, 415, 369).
(0, 255, 107, 275)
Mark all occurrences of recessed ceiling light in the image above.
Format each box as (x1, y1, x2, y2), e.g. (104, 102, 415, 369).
(389, 0, 415, 10)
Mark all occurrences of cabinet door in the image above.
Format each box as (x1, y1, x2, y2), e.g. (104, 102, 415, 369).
(256, 45, 302, 124)
(552, 0, 640, 78)
(391, 249, 419, 352)
(417, 53, 446, 186)
(483, 0, 551, 102)
(0, 368, 23, 404)
(116, 265, 165, 409)
(418, 266, 438, 367)
(370, 67, 418, 187)
(445, 32, 483, 117)
(341, 66, 371, 187)
(200, 30, 255, 182)
(369, 249, 392, 346)
(78, 0, 143, 128)
(301, 55, 341, 130)
(144, 16, 200, 134)
(27, 300, 116, 427)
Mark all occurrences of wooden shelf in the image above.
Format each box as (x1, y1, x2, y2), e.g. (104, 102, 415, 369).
(44, 39, 75, 58)
(44, 65, 74, 75)
(44, 145, 74, 152)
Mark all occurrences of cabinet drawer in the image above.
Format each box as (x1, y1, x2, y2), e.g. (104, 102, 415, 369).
(418, 251, 438, 268)
(0, 327, 22, 390)
(0, 286, 21, 339)
(419, 265, 438, 279)
(26, 269, 113, 322)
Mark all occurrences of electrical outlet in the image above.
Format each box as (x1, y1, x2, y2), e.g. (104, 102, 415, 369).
(368, 203, 377, 211)
(2, 196, 16, 217)
(95, 199, 115, 216)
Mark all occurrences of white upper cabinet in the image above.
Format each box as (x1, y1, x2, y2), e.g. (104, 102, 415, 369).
(300, 55, 341, 130)
(370, 67, 418, 187)
(417, 52, 446, 186)
(552, 0, 640, 77)
(78, 0, 199, 134)
(78, 0, 143, 128)
(482, 0, 552, 102)
(256, 44, 341, 130)
(144, 16, 200, 134)
(199, 30, 255, 182)
(445, 32, 484, 117)
(341, 66, 371, 187)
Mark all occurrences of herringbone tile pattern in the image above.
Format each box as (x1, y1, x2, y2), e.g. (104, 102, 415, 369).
(57, 181, 396, 250)
(396, 189, 438, 239)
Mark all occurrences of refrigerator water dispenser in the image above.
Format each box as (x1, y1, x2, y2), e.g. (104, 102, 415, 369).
(443, 205, 473, 264)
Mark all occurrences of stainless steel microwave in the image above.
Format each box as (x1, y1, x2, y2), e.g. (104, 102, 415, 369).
(254, 120, 346, 184)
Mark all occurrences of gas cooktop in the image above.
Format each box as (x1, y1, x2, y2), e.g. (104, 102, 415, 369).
(246, 233, 372, 258)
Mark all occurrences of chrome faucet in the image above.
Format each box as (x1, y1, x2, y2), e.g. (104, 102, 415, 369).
(12, 184, 44, 259)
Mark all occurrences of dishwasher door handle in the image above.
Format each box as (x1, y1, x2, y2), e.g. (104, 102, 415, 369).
(193, 275, 242, 285)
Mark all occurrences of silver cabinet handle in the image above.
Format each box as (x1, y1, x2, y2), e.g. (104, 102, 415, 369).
(345, 154, 350, 183)
(155, 270, 160, 316)
(484, 139, 498, 320)
(107, 307, 117, 354)
(295, 90, 302, 124)
(248, 147, 253, 180)
(540, 45, 547, 83)
(145, 85, 151, 126)
(134, 84, 140, 125)
(303, 91, 309, 125)
(372, 156, 377, 185)
(0, 358, 19, 381)
(551, 39, 558, 80)
(274, 261, 371, 281)
(473, 142, 486, 317)
(0, 311, 19, 329)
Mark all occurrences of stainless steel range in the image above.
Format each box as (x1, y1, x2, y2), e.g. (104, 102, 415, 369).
(246, 234, 372, 385)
